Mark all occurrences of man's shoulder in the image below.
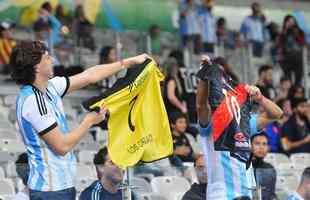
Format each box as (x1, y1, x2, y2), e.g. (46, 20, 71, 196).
(80, 180, 102, 200)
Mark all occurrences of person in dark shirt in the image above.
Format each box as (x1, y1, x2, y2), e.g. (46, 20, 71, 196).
(182, 155, 207, 200)
(256, 65, 277, 100)
(281, 97, 310, 155)
(170, 112, 195, 164)
(80, 147, 126, 200)
(251, 133, 277, 200)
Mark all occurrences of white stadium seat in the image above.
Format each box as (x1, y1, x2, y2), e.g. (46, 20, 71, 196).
(0, 179, 15, 196)
(132, 177, 152, 194)
(78, 150, 97, 164)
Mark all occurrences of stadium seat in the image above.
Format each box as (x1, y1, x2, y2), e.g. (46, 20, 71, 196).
(75, 177, 95, 194)
(0, 195, 14, 200)
(5, 161, 18, 178)
(3, 95, 16, 107)
(0, 139, 25, 154)
(150, 176, 190, 200)
(137, 193, 167, 200)
(0, 167, 5, 179)
(290, 153, 310, 169)
(276, 175, 299, 192)
(132, 177, 152, 195)
(0, 130, 18, 140)
(0, 179, 15, 195)
(0, 151, 16, 164)
(76, 163, 97, 179)
(78, 150, 97, 164)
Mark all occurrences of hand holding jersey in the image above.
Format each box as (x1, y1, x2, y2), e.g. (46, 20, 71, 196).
(197, 55, 283, 200)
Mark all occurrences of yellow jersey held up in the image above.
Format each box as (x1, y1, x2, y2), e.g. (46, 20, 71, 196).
(83, 59, 173, 168)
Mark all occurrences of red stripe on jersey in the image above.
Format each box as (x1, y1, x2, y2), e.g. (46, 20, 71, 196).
(212, 84, 248, 141)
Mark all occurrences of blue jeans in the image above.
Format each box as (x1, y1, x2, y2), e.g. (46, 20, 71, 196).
(29, 187, 76, 200)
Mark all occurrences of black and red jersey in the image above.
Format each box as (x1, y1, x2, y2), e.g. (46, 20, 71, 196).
(197, 63, 253, 163)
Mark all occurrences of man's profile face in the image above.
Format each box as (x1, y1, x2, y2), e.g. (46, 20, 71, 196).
(36, 51, 54, 79)
(195, 156, 207, 184)
(103, 156, 124, 185)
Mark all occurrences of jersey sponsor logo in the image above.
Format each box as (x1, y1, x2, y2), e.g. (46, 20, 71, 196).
(234, 132, 247, 142)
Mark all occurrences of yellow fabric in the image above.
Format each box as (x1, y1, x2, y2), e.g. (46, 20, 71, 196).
(83, 0, 101, 24)
(19, 0, 58, 26)
(0, 38, 16, 65)
(89, 60, 173, 168)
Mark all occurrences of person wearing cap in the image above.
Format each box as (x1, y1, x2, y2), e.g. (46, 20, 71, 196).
(0, 21, 16, 74)
(281, 97, 310, 155)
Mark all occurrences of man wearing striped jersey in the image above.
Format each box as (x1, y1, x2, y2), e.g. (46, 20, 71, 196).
(80, 147, 136, 200)
(196, 55, 283, 200)
(11, 41, 148, 200)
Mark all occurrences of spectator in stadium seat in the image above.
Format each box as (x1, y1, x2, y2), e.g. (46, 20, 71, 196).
(163, 57, 188, 116)
(33, 2, 62, 48)
(99, 46, 117, 89)
(0, 20, 16, 74)
(148, 24, 162, 56)
(266, 22, 280, 65)
(256, 65, 277, 100)
(198, 0, 217, 54)
(12, 153, 30, 200)
(240, 2, 267, 57)
(287, 167, 310, 200)
(169, 112, 196, 166)
(178, 0, 201, 54)
(251, 133, 277, 200)
(276, 77, 292, 101)
(216, 17, 236, 49)
(182, 154, 207, 200)
(281, 97, 310, 155)
(289, 85, 305, 100)
(278, 15, 305, 86)
(79, 147, 136, 200)
(73, 5, 96, 51)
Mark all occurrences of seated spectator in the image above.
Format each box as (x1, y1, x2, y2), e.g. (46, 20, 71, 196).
(33, 2, 62, 48)
(169, 112, 196, 166)
(13, 152, 30, 200)
(287, 167, 310, 200)
(276, 76, 292, 101)
(0, 21, 16, 74)
(99, 46, 117, 89)
(182, 155, 207, 200)
(281, 97, 310, 155)
(266, 21, 280, 65)
(79, 147, 136, 200)
(289, 85, 305, 100)
(149, 24, 162, 56)
(277, 98, 293, 125)
(216, 17, 235, 49)
(73, 5, 95, 51)
(256, 65, 277, 100)
(251, 133, 277, 200)
(163, 57, 188, 116)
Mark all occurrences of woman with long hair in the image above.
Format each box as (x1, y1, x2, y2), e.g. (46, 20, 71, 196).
(277, 15, 305, 86)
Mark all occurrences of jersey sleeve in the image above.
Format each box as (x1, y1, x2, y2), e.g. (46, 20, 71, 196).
(22, 95, 57, 136)
(249, 114, 258, 136)
(49, 76, 70, 98)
